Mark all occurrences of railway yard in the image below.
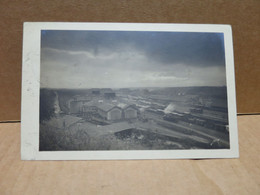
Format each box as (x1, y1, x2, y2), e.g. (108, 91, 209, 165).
(40, 87, 230, 150)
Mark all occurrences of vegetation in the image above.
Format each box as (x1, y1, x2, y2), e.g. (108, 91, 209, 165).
(40, 89, 56, 122)
(40, 122, 225, 151)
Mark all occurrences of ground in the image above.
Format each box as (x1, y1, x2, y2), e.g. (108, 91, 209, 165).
(39, 87, 230, 151)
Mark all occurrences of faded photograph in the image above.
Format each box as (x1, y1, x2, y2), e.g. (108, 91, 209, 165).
(39, 30, 229, 151)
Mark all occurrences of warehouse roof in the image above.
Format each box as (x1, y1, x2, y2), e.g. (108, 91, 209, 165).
(97, 103, 120, 112)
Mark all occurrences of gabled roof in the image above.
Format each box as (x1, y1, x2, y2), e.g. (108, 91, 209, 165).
(123, 104, 139, 111)
(97, 103, 121, 112)
(83, 100, 138, 113)
(116, 103, 139, 110)
(117, 103, 128, 109)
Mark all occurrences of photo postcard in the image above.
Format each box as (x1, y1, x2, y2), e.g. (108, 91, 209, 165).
(21, 22, 239, 160)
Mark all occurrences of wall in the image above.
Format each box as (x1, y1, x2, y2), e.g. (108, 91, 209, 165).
(0, 0, 259, 121)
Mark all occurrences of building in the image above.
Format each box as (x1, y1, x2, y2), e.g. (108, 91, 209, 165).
(91, 89, 100, 96)
(68, 96, 91, 114)
(117, 103, 139, 119)
(82, 101, 98, 114)
(69, 101, 84, 114)
(122, 105, 138, 119)
(97, 103, 122, 121)
(82, 101, 122, 121)
(102, 88, 116, 99)
(81, 101, 139, 121)
(104, 92, 116, 99)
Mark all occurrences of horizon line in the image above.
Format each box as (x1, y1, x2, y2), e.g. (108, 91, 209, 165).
(40, 85, 227, 90)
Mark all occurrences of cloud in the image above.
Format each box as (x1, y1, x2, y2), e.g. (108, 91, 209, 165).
(40, 45, 226, 88)
(41, 30, 226, 68)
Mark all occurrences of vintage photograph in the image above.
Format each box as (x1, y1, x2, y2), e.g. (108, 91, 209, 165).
(39, 29, 231, 151)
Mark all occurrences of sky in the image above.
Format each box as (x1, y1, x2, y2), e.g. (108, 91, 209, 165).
(40, 30, 227, 88)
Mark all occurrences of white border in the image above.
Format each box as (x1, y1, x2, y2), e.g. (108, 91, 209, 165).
(21, 22, 239, 160)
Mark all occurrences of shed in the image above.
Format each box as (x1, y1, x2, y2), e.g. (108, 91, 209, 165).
(123, 105, 138, 119)
(97, 103, 122, 121)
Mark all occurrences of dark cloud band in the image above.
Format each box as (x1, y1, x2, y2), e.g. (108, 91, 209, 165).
(41, 30, 225, 68)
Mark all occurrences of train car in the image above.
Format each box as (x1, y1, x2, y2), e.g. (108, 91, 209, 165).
(190, 108, 203, 114)
(163, 112, 184, 123)
(163, 115, 178, 123)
